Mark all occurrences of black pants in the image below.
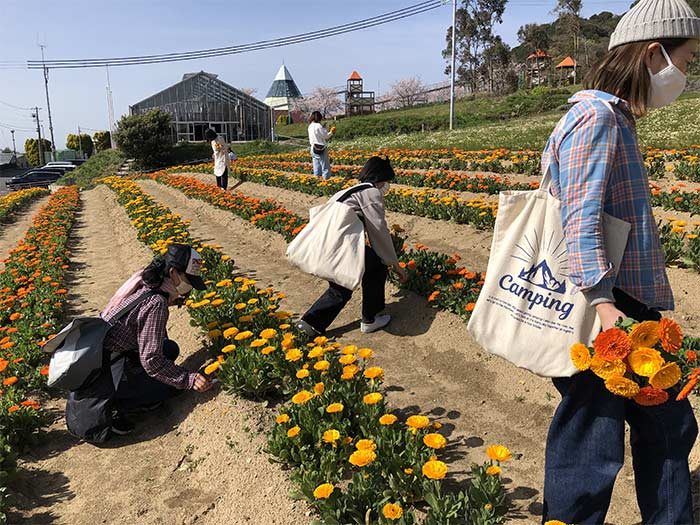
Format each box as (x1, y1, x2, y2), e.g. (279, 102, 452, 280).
(115, 339, 180, 411)
(216, 168, 228, 190)
(302, 247, 387, 333)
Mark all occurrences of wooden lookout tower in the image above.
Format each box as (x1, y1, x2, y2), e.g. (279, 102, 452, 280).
(345, 71, 375, 117)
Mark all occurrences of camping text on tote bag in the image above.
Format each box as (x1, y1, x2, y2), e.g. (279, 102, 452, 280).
(467, 167, 630, 378)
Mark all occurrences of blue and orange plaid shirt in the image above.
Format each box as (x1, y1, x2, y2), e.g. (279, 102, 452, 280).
(543, 90, 673, 311)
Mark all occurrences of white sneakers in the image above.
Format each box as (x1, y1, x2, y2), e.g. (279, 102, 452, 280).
(360, 314, 391, 334)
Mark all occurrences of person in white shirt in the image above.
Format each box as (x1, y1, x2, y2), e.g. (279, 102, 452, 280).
(205, 128, 230, 190)
(296, 156, 408, 337)
(307, 111, 335, 180)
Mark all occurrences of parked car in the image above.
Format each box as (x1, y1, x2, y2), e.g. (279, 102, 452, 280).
(7, 169, 63, 191)
(45, 162, 76, 172)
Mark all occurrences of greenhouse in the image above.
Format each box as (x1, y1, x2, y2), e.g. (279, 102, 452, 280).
(129, 71, 272, 143)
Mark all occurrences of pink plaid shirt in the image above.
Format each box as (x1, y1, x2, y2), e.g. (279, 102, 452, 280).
(102, 286, 196, 390)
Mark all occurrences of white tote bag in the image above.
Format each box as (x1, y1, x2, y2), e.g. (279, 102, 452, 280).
(467, 168, 631, 377)
(286, 184, 373, 290)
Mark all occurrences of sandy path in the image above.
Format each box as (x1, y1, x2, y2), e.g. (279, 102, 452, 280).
(0, 196, 49, 263)
(135, 178, 691, 525)
(12, 185, 309, 525)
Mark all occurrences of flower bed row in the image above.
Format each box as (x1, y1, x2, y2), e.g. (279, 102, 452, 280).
(100, 175, 510, 524)
(139, 172, 488, 320)
(0, 186, 80, 521)
(0, 187, 50, 224)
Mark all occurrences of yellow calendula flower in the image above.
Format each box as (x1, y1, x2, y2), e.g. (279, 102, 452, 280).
(363, 392, 383, 405)
(279, 323, 291, 330)
(486, 445, 512, 462)
(544, 521, 568, 525)
(223, 327, 239, 339)
(260, 328, 277, 339)
(285, 348, 303, 362)
(627, 347, 664, 377)
(590, 356, 627, 380)
(341, 345, 358, 355)
(422, 459, 448, 480)
(382, 502, 403, 520)
(313, 483, 334, 499)
(221, 344, 236, 353)
(276, 414, 290, 424)
(423, 433, 447, 449)
(326, 403, 344, 413)
(355, 439, 376, 451)
(649, 362, 682, 390)
(234, 303, 247, 310)
(605, 376, 641, 398)
(570, 343, 592, 371)
(314, 360, 330, 371)
(291, 390, 314, 404)
(211, 299, 225, 307)
(379, 414, 398, 425)
(287, 426, 301, 438)
(404, 467, 414, 475)
(363, 366, 384, 380)
(207, 329, 222, 339)
(250, 338, 267, 348)
(314, 336, 328, 346)
(204, 361, 220, 375)
(358, 348, 374, 359)
(629, 320, 660, 349)
(349, 449, 377, 467)
(234, 330, 253, 341)
(207, 321, 218, 329)
(262, 346, 275, 355)
(296, 369, 310, 379)
(203, 292, 217, 300)
(322, 429, 340, 444)
(406, 415, 430, 430)
(308, 346, 324, 359)
(486, 465, 501, 476)
(314, 382, 325, 395)
(339, 354, 356, 365)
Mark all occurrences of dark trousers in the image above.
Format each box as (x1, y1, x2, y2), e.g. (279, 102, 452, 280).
(216, 168, 228, 190)
(302, 247, 387, 333)
(543, 288, 698, 525)
(115, 339, 180, 411)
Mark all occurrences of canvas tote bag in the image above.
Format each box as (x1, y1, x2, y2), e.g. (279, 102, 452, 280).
(467, 166, 631, 377)
(286, 183, 373, 290)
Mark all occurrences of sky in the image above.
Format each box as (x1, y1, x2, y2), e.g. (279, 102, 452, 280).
(0, 0, 631, 153)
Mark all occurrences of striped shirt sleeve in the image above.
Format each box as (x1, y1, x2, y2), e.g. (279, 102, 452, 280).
(557, 101, 619, 300)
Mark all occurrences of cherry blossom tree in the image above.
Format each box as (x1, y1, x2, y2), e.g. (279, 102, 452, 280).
(293, 86, 344, 118)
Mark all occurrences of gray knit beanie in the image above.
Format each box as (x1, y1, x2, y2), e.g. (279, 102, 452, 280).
(608, 0, 700, 49)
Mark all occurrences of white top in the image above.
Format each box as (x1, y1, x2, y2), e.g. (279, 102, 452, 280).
(308, 122, 332, 147)
(211, 136, 229, 176)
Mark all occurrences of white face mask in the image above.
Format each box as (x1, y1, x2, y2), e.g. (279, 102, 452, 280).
(377, 182, 390, 196)
(648, 45, 687, 109)
(175, 274, 193, 296)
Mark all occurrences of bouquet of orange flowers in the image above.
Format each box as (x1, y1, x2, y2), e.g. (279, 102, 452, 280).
(570, 317, 699, 406)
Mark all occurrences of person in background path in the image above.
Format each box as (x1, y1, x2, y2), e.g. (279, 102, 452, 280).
(205, 128, 230, 190)
(102, 243, 213, 435)
(228, 150, 237, 164)
(296, 156, 408, 337)
(308, 111, 335, 180)
(541, 0, 699, 523)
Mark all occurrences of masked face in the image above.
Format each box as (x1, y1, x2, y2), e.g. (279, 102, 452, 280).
(174, 272, 193, 296)
(377, 182, 390, 196)
(648, 45, 687, 109)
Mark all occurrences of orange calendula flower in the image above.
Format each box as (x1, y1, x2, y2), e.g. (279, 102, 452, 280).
(486, 465, 502, 476)
(276, 414, 290, 424)
(590, 356, 627, 380)
(204, 362, 220, 375)
(2, 376, 18, 386)
(593, 328, 632, 361)
(313, 382, 325, 395)
(605, 376, 640, 399)
(322, 429, 340, 444)
(659, 318, 683, 353)
(291, 390, 314, 404)
(363, 367, 384, 380)
(326, 403, 344, 413)
(379, 414, 397, 425)
(629, 320, 660, 349)
(423, 433, 447, 449)
(355, 439, 377, 451)
(363, 392, 383, 405)
(636, 386, 670, 405)
(406, 415, 430, 429)
(287, 425, 301, 438)
(649, 362, 682, 390)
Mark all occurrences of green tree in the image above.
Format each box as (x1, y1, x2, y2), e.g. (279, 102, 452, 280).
(24, 138, 52, 167)
(114, 109, 173, 169)
(66, 133, 94, 157)
(93, 131, 112, 151)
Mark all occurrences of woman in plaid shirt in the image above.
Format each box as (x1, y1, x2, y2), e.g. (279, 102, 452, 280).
(541, 0, 699, 523)
(102, 244, 213, 435)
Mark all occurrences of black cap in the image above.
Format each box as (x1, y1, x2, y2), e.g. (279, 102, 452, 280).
(358, 156, 395, 184)
(164, 244, 206, 290)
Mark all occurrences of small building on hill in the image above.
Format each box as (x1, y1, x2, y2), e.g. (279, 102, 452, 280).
(555, 56, 578, 86)
(264, 64, 302, 118)
(526, 49, 551, 88)
(345, 71, 375, 117)
(130, 71, 271, 143)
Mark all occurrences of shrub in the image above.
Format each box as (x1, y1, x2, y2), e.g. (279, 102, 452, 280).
(93, 131, 112, 152)
(66, 133, 94, 157)
(114, 109, 173, 169)
(23, 138, 53, 167)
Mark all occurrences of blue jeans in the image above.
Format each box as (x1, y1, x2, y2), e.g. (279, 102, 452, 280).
(310, 146, 331, 180)
(543, 289, 698, 524)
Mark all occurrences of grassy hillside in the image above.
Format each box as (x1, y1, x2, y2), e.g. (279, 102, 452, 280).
(58, 149, 126, 189)
(327, 92, 700, 151)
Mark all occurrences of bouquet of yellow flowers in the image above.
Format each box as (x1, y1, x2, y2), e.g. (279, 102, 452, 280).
(570, 317, 700, 406)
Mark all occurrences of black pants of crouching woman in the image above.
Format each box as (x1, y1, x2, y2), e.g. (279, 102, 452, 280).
(216, 168, 228, 190)
(115, 339, 180, 411)
(301, 247, 387, 334)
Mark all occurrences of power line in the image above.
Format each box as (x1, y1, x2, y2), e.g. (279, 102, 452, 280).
(26, 1, 444, 69)
(0, 121, 35, 132)
(0, 99, 34, 111)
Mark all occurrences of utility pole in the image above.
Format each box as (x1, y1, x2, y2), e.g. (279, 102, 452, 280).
(10, 130, 16, 157)
(449, 0, 457, 130)
(33, 107, 44, 166)
(40, 45, 56, 161)
(77, 126, 83, 159)
(106, 66, 117, 149)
